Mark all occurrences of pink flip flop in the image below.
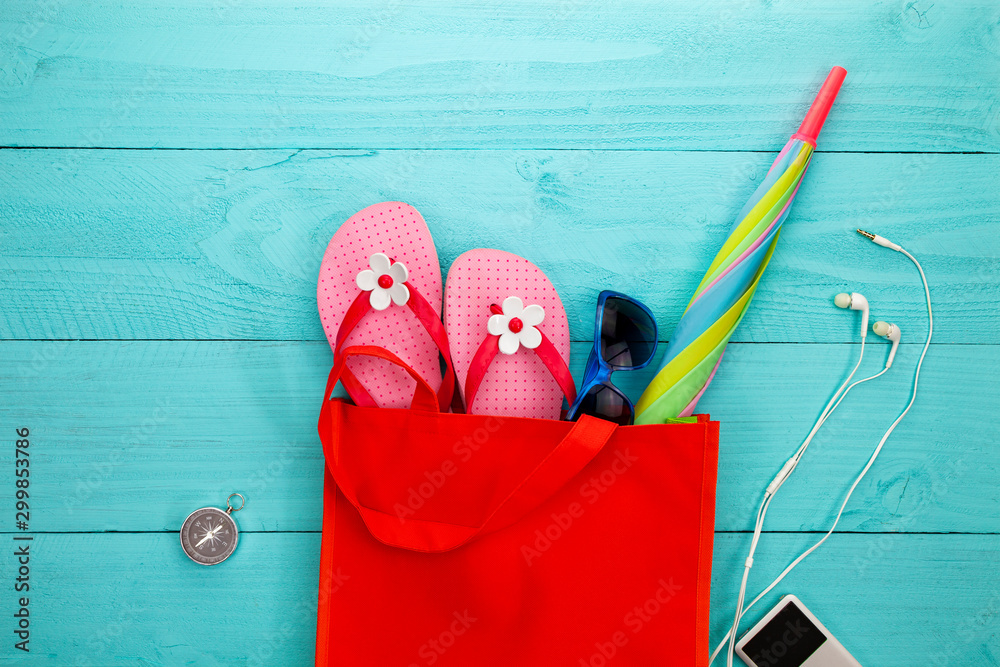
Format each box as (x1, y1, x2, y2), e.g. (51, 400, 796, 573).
(317, 202, 455, 410)
(444, 249, 575, 420)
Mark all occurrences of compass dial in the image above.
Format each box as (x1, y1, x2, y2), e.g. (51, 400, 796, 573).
(180, 507, 239, 565)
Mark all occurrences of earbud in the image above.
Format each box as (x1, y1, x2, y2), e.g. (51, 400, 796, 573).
(834, 292, 869, 338)
(872, 321, 901, 368)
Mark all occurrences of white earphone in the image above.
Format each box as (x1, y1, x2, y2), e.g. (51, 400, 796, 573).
(834, 292, 869, 337)
(714, 229, 933, 666)
(873, 321, 902, 368)
(834, 292, 901, 368)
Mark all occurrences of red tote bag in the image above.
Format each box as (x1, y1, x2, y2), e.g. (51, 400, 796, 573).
(315, 347, 719, 666)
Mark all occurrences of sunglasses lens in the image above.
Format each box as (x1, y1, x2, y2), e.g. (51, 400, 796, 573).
(600, 296, 656, 369)
(575, 384, 634, 425)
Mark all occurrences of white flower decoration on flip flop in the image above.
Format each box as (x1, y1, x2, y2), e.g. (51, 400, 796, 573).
(356, 253, 409, 311)
(488, 296, 545, 355)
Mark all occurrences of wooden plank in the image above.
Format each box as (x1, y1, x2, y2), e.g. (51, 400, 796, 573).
(2, 341, 995, 534)
(1, 1, 998, 151)
(709, 534, 1000, 667)
(0, 531, 995, 665)
(2, 149, 996, 343)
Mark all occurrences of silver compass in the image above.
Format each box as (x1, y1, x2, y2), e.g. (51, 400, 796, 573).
(180, 493, 245, 566)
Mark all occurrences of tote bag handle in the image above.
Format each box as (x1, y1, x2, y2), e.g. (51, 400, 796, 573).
(319, 346, 619, 552)
(321, 344, 441, 414)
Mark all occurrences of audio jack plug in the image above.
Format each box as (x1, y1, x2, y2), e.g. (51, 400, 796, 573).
(857, 228, 902, 251)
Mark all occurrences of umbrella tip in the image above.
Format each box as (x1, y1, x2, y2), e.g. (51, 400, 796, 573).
(797, 66, 847, 145)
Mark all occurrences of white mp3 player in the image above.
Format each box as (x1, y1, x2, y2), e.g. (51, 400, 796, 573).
(735, 595, 862, 667)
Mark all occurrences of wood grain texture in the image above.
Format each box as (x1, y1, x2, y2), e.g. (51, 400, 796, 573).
(2, 149, 997, 343)
(0, 531, 995, 666)
(2, 340, 995, 534)
(2, 0, 999, 151)
(2, 1, 997, 663)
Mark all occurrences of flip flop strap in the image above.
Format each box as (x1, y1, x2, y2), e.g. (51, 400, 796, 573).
(334, 283, 456, 412)
(464, 329, 577, 414)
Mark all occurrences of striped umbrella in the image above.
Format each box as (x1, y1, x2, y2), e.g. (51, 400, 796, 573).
(635, 67, 846, 424)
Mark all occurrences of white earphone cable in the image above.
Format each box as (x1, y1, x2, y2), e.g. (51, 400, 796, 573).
(721, 345, 888, 666)
(723, 341, 866, 666)
(717, 363, 888, 666)
(712, 236, 931, 665)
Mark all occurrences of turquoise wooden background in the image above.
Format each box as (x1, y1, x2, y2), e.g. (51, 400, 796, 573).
(2, 0, 999, 664)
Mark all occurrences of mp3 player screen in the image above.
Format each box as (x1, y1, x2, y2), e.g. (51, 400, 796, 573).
(741, 601, 827, 666)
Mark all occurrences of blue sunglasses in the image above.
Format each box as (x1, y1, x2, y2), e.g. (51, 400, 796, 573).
(566, 290, 658, 425)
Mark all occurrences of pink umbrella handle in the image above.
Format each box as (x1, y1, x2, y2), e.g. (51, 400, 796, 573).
(796, 66, 846, 145)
